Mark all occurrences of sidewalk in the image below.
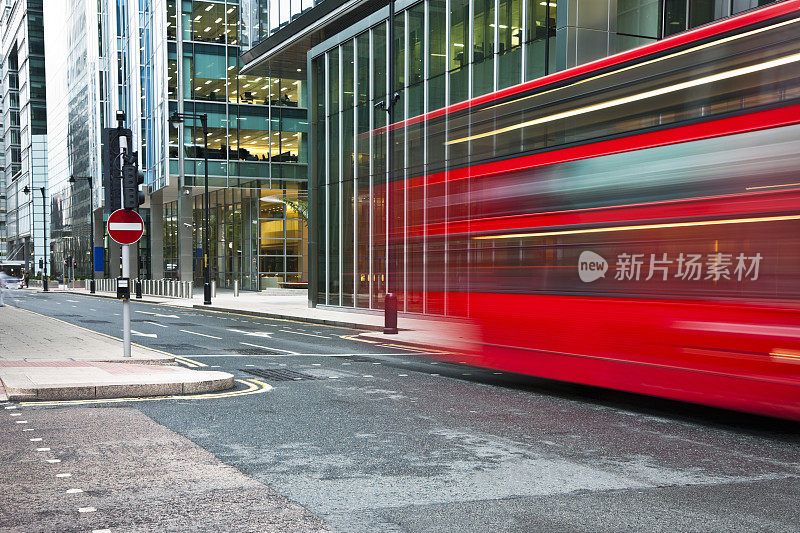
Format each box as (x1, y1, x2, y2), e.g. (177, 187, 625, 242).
(56, 285, 478, 354)
(0, 305, 234, 401)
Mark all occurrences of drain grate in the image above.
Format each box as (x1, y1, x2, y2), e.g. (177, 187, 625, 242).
(240, 368, 322, 381)
(153, 343, 203, 352)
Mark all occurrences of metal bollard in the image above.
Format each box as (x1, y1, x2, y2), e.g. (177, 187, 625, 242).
(211, 280, 216, 298)
(234, 279, 239, 297)
(189, 283, 194, 299)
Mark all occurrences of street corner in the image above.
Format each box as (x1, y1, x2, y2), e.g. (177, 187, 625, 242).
(0, 361, 238, 402)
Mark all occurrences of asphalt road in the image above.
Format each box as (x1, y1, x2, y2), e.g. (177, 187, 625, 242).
(3, 289, 800, 532)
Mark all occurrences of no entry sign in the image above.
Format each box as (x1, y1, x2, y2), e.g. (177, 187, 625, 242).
(107, 209, 144, 245)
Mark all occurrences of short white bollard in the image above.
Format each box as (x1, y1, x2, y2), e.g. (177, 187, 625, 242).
(233, 280, 239, 297)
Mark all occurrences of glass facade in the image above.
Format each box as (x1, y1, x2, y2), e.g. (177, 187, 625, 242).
(1, 0, 48, 275)
(239, 0, 317, 50)
(154, 0, 309, 289)
(309, 0, 781, 313)
(311, 0, 557, 311)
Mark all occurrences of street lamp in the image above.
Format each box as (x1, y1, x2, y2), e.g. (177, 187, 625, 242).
(170, 111, 211, 305)
(23, 185, 48, 292)
(69, 175, 95, 294)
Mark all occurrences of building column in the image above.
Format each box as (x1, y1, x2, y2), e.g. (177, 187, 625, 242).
(555, 0, 618, 72)
(176, 190, 194, 283)
(150, 191, 164, 279)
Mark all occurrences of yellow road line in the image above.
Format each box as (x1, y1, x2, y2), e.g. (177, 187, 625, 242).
(20, 379, 271, 407)
(174, 357, 201, 368)
(175, 356, 207, 367)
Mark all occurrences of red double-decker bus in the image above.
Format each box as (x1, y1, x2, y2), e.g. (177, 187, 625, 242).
(384, 1, 800, 419)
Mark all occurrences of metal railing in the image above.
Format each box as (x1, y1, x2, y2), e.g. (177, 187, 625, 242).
(94, 279, 193, 299)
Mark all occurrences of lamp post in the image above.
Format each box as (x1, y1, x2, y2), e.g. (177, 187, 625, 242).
(69, 175, 95, 293)
(23, 185, 48, 291)
(169, 111, 211, 305)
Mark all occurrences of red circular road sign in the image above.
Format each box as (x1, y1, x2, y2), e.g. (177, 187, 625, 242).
(107, 209, 144, 245)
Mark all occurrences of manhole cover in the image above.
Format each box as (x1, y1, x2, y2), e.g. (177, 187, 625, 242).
(80, 319, 111, 324)
(240, 368, 322, 381)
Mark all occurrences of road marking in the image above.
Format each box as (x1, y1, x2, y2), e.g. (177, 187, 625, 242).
(56, 473, 72, 478)
(240, 342, 299, 355)
(66, 488, 83, 494)
(67, 300, 78, 303)
(46, 459, 61, 463)
(21, 379, 272, 406)
(135, 310, 180, 318)
(131, 329, 158, 338)
(30, 438, 42, 442)
(278, 329, 331, 339)
(228, 328, 274, 338)
(180, 329, 221, 340)
(78, 507, 96, 513)
(399, 374, 408, 377)
(362, 375, 374, 378)
(174, 357, 201, 368)
(22, 428, 33, 431)
(4, 406, 17, 409)
(146, 321, 169, 328)
(10, 413, 21, 416)
(16, 420, 28, 424)
(36, 447, 50, 452)
(175, 356, 207, 367)
(92, 529, 112, 533)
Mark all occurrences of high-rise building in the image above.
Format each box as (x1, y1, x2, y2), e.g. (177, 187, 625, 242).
(44, 0, 110, 281)
(241, 0, 783, 313)
(1, 0, 48, 275)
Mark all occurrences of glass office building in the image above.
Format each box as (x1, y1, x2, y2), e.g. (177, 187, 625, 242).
(135, 0, 309, 290)
(1, 0, 48, 275)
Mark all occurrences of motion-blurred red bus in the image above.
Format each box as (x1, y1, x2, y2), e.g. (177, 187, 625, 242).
(381, 1, 800, 419)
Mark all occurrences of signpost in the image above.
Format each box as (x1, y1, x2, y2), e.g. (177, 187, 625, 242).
(107, 208, 144, 358)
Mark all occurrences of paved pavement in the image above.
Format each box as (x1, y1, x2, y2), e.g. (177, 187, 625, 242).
(0, 295, 234, 401)
(0, 405, 328, 532)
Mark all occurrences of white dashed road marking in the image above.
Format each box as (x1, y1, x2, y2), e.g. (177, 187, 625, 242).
(36, 448, 51, 452)
(78, 507, 96, 513)
(146, 321, 169, 328)
(66, 488, 83, 494)
(46, 459, 61, 463)
(180, 329, 221, 340)
(56, 473, 72, 478)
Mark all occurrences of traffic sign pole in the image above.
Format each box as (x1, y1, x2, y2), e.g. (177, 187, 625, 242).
(122, 244, 131, 358)
(107, 209, 142, 359)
